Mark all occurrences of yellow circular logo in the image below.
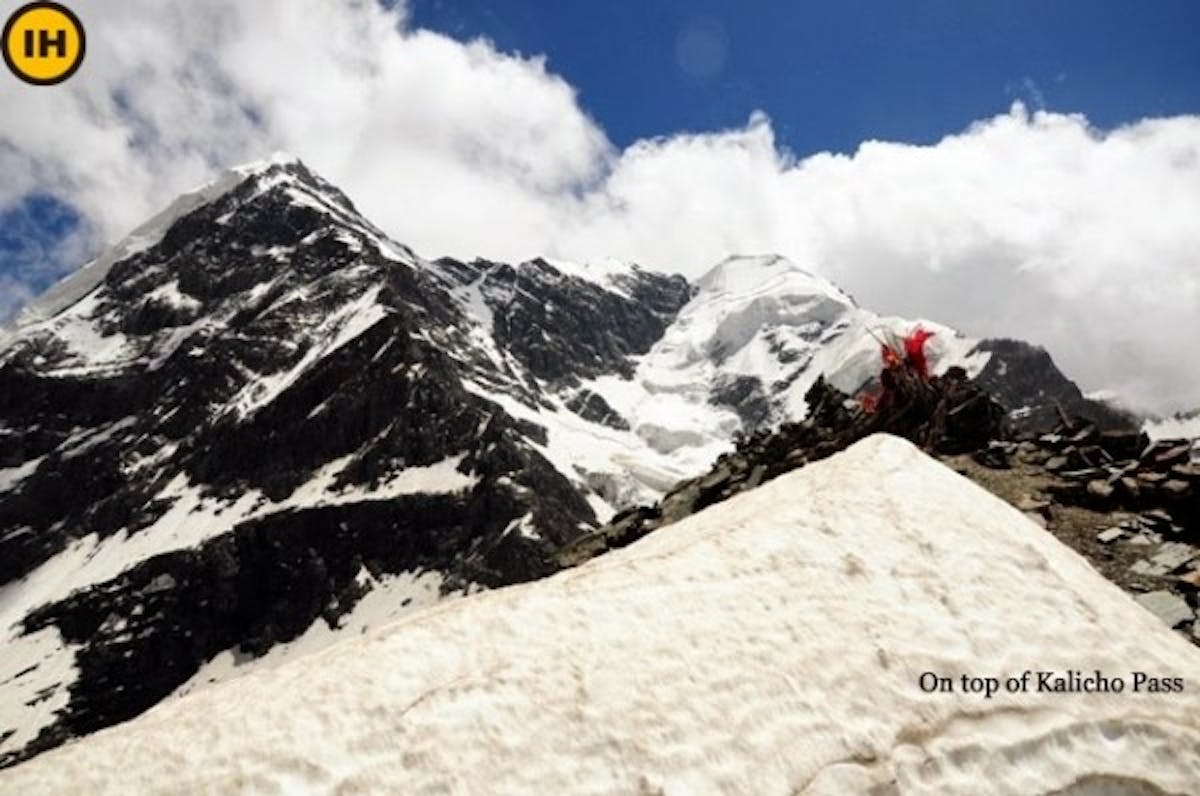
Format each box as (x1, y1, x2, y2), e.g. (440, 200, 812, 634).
(3, 2, 85, 85)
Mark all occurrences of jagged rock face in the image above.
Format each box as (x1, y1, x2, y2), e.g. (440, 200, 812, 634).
(0, 164, 584, 580)
(19, 493, 507, 757)
(0, 160, 1143, 769)
(0, 160, 691, 768)
(972, 338, 1136, 433)
(430, 257, 691, 384)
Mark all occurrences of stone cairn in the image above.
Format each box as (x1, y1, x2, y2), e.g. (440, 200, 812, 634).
(557, 362, 1009, 567)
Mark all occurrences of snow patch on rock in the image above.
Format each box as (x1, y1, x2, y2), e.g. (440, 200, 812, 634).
(1145, 413, 1200, 443)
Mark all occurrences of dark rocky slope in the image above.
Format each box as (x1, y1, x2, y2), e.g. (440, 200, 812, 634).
(0, 160, 691, 768)
(972, 337, 1137, 433)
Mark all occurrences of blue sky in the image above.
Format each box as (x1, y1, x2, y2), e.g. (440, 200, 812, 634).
(0, 195, 80, 318)
(3, 0, 1200, 410)
(4, 1, 1198, 305)
(409, 0, 1200, 154)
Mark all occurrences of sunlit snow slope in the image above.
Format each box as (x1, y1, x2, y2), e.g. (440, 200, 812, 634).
(3, 435, 1196, 795)
(579, 254, 989, 472)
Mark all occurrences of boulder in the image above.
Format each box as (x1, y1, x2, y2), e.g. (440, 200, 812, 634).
(1133, 590, 1195, 629)
(1151, 543, 1197, 574)
(1150, 443, 1192, 468)
(1161, 480, 1192, 499)
(1098, 428, 1149, 460)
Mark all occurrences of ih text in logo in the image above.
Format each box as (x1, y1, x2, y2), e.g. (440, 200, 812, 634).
(3, 2, 86, 85)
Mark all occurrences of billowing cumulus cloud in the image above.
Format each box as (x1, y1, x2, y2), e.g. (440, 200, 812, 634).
(1, 0, 1198, 412)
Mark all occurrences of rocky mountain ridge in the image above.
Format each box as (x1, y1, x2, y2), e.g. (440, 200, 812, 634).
(0, 158, 691, 766)
(0, 157, 1148, 767)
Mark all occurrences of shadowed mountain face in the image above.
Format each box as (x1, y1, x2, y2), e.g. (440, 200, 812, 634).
(0, 159, 1126, 767)
(0, 160, 692, 766)
(971, 338, 1136, 434)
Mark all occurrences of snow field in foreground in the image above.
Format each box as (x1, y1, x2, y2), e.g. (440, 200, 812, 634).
(2, 434, 1198, 794)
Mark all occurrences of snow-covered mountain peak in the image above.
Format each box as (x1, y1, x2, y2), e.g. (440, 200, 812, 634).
(538, 252, 989, 507)
(629, 252, 986, 427)
(695, 253, 855, 308)
(231, 157, 366, 222)
(1, 156, 363, 347)
(0, 161, 412, 383)
(671, 254, 860, 369)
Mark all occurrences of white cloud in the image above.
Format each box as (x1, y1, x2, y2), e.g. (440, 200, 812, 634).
(1, 0, 1199, 412)
(0, 275, 34, 322)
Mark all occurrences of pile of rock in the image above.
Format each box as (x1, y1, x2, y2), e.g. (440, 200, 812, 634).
(963, 417, 1200, 642)
(1090, 511, 1198, 634)
(1098, 510, 1187, 549)
(1000, 421, 1200, 536)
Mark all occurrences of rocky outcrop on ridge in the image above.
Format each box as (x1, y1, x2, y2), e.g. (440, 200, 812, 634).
(558, 366, 1008, 566)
